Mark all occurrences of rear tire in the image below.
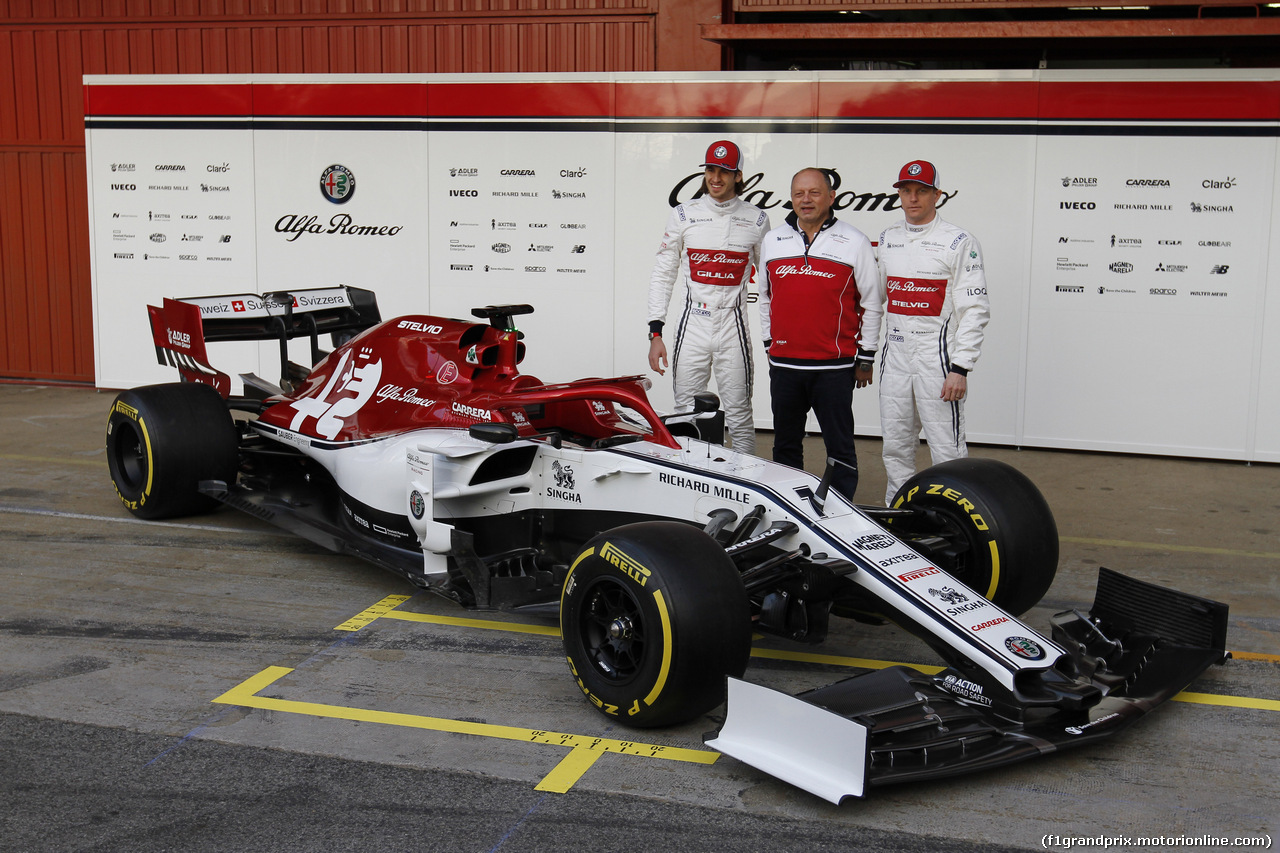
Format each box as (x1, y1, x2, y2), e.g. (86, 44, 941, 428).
(560, 521, 751, 728)
(889, 458, 1058, 616)
(106, 382, 238, 520)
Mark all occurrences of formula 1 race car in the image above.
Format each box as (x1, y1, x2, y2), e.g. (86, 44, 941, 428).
(106, 286, 1229, 803)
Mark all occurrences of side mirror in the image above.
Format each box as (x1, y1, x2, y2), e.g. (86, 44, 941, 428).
(469, 422, 518, 444)
(692, 391, 721, 414)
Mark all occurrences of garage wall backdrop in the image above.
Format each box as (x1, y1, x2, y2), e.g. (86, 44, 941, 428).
(84, 71, 1280, 463)
(0, 0, 722, 384)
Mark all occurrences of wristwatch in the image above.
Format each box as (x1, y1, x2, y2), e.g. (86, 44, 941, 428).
(648, 331, 662, 341)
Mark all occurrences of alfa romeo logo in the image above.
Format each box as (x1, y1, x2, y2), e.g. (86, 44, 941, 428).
(714, 145, 728, 159)
(1005, 636, 1046, 660)
(320, 164, 356, 204)
(907, 163, 923, 177)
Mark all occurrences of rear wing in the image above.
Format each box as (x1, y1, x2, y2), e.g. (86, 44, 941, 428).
(146, 286, 381, 397)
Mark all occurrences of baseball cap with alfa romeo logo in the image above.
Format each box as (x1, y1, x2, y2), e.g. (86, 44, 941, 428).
(894, 159, 940, 189)
(702, 140, 744, 172)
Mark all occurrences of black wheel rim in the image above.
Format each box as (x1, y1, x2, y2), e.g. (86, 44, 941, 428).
(578, 576, 647, 683)
(111, 420, 149, 491)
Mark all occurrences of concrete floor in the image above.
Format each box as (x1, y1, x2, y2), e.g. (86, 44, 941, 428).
(1, 384, 1277, 852)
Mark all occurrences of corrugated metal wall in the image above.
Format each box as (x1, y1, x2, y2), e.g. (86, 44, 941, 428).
(1, 0, 721, 383)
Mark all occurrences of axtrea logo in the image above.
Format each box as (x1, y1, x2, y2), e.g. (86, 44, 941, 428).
(320, 165, 355, 204)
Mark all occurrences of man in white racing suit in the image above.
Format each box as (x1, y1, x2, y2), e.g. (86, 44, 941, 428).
(648, 140, 771, 454)
(877, 159, 991, 506)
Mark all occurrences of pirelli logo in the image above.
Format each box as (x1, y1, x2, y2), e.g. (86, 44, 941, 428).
(899, 567, 942, 583)
(601, 542, 651, 587)
(113, 401, 140, 420)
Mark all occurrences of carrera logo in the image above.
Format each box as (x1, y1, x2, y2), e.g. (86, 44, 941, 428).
(1125, 178, 1170, 186)
(971, 617, 1009, 632)
(451, 401, 492, 421)
(500, 169, 536, 176)
(155, 164, 186, 171)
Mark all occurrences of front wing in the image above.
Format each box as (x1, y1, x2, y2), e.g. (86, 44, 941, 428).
(706, 567, 1229, 802)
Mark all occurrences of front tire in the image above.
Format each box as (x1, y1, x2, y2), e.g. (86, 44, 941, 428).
(888, 458, 1058, 616)
(560, 521, 751, 728)
(106, 382, 238, 520)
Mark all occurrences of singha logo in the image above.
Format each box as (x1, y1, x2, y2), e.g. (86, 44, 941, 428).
(552, 460, 575, 491)
(928, 586, 969, 605)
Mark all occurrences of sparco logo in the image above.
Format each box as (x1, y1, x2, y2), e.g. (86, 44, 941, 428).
(524, 265, 546, 273)
(1202, 177, 1236, 189)
(1109, 262, 1133, 273)
(1059, 201, 1095, 210)
(1060, 177, 1097, 187)
(1149, 288, 1177, 296)
(1125, 178, 1170, 186)
(155, 164, 186, 171)
(320, 164, 355, 204)
(852, 533, 895, 550)
(450, 189, 479, 197)
(500, 169, 535, 176)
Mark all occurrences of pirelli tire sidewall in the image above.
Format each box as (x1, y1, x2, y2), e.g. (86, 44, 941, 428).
(891, 458, 1059, 617)
(105, 382, 238, 520)
(560, 521, 751, 728)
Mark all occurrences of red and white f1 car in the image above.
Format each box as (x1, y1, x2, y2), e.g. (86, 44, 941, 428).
(106, 287, 1228, 803)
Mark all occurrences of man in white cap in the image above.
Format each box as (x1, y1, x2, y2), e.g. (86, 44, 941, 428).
(877, 159, 991, 506)
(647, 140, 771, 454)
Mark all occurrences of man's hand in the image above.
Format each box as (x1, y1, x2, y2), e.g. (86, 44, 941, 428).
(648, 337, 669, 375)
(941, 371, 967, 402)
(854, 362, 874, 389)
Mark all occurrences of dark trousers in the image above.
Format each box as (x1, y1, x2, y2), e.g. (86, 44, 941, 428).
(769, 363, 859, 499)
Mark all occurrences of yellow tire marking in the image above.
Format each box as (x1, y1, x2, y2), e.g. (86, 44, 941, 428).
(643, 589, 674, 707)
(140, 415, 154, 499)
(212, 666, 718, 794)
(334, 594, 412, 632)
(984, 539, 1000, 600)
(534, 746, 604, 793)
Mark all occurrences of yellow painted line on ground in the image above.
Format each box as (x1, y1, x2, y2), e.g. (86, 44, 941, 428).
(1173, 691, 1280, 712)
(1230, 650, 1280, 664)
(0, 452, 103, 467)
(335, 597, 1279, 714)
(382, 609, 562, 637)
(1061, 535, 1280, 561)
(212, 665, 718, 794)
(334, 594, 413, 631)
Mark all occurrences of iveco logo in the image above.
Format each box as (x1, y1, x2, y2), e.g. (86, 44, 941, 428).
(111, 183, 136, 191)
(449, 189, 479, 197)
(1059, 202, 1095, 210)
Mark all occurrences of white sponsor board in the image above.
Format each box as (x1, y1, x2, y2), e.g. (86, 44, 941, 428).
(86, 70, 1280, 462)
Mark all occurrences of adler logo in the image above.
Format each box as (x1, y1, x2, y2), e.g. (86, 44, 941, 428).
(167, 329, 191, 348)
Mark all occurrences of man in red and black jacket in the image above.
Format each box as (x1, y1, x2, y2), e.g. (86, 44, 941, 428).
(758, 167, 884, 499)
